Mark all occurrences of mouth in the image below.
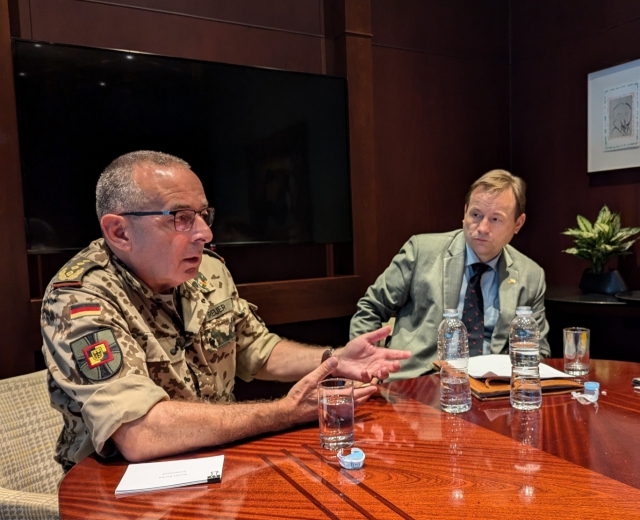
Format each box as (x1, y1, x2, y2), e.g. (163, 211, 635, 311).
(183, 254, 202, 266)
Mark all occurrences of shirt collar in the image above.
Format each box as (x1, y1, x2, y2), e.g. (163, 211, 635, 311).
(464, 243, 501, 272)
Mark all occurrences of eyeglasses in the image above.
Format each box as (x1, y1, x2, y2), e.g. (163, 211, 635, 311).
(119, 207, 215, 232)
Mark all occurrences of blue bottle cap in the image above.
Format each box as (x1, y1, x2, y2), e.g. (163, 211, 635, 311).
(584, 381, 599, 391)
(337, 447, 365, 469)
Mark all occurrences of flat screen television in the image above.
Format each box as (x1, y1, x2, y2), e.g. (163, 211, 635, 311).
(12, 40, 352, 252)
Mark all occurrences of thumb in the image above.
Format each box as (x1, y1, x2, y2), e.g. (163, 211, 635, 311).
(311, 356, 339, 383)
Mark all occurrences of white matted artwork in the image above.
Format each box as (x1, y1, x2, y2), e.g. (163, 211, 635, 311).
(588, 58, 640, 172)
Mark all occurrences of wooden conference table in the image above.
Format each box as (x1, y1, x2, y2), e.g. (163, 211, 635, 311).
(59, 359, 640, 519)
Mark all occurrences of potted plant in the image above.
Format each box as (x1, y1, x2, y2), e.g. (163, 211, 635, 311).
(561, 205, 640, 294)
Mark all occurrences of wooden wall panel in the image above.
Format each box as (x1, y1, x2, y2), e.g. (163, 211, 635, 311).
(323, 0, 379, 288)
(370, 1, 510, 273)
(511, 0, 640, 59)
(89, 0, 323, 35)
(371, 0, 508, 59)
(511, 4, 640, 288)
(26, 0, 324, 73)
(0, 0, 33, 378)
(237, 275, 362, 325)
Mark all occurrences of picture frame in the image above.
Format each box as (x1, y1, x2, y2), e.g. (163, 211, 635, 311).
(588, 58, 640, 173)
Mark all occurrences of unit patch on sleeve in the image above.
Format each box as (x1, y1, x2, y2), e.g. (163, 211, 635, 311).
(69, 302, 101, 319)
(206, 298, 233, 321)
(70, 328, 123, 382)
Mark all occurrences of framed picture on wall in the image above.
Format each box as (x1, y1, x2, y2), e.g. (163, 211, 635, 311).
(588, 59, 640, 173)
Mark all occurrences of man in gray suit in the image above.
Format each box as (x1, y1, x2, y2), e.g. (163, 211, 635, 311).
(350, 170, 550, 381)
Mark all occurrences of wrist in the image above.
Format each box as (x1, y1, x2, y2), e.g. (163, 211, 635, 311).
(321, 347, 335, 364)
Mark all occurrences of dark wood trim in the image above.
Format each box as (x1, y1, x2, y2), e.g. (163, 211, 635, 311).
(325, 0, 378, 288)
(325, 243, 335, 277)
(237, 275, 362, 325)
(0, 0, 33, 377)
(77, 0, 325, 38)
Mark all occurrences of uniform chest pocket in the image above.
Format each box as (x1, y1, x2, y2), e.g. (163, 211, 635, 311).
(145, 335, 186, 364)
(203, 313, 236, 351)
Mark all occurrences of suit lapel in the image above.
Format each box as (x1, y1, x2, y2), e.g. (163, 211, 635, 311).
(443, 232, 466, 309)
(492, 247, 518, 352)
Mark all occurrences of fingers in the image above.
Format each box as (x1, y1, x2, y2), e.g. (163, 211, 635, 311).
(293, 356, 339, 394)
(356, 325, 392, 345)
(381, 349, 412, 361)
(354, 385, 376, 405)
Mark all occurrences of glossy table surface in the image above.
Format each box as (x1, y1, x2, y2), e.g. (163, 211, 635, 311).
(59, 359, 640, 519)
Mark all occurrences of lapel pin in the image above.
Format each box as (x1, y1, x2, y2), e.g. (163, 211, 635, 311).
(508, 278, 516, 284)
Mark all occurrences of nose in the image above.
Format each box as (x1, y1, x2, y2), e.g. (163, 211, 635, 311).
(191, 213, 213, 243)
(477, 217, 491, 234)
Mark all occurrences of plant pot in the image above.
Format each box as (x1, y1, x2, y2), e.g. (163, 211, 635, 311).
(578, 269, 628, 295)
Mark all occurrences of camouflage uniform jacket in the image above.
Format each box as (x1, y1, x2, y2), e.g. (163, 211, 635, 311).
(41, 239, 281, 469)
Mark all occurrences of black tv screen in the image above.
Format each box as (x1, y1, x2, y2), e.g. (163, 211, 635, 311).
(12, 40, 352, 252)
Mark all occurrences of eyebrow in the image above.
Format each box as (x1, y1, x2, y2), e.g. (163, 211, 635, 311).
(168, 202, 209, 211)
(468, 206, 509, 217)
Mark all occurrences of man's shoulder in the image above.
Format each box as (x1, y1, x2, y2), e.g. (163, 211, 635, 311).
(49, 239, 112, 290)
(406, 230, 463, 253)
(503, 243, 544, 274)
(196, 249, 235, 289)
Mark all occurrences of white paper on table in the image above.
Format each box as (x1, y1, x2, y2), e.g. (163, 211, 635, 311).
(115, 454, 224, 495)
(467, 354, 572, 379)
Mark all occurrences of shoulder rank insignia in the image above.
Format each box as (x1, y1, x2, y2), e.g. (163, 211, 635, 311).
(52, 258, 101, 288)
(70, 328, 122, 382)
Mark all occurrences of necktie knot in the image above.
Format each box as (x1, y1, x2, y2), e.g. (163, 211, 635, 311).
(470, 262, 490, 279)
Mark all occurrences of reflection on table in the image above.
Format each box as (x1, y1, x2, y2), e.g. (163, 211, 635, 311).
(59, 359, 640, 519)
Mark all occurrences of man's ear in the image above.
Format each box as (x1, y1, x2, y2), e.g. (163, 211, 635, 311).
(514, 213, 526, 234)
(463, 204, 468, 222)
(101, 214, 133, 252)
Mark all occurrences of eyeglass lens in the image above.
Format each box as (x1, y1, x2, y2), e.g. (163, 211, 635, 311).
(174, 208, 215, 231)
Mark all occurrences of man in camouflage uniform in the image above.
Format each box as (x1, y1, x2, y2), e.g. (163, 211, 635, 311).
(42, 151, 410, 470)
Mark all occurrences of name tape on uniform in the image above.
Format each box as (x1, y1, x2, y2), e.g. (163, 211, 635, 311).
(206, 298, 233, 321)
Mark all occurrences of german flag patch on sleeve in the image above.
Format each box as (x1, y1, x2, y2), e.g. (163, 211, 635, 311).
(70, 302, 101, 319)
(70, 328, 123, 382)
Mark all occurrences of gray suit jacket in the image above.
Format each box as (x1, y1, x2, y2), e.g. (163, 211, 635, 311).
(350, 230, 550, 381)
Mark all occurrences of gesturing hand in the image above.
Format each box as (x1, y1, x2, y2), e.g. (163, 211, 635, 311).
(333, 326, 411, 382)
(284, 357, 377, 425)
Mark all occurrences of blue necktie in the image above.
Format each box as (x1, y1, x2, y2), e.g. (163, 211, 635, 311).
(463, 263, 490, 357)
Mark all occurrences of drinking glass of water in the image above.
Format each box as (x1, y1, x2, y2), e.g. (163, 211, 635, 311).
(317, 378, 354, 450)
(563, 327, 590, 376)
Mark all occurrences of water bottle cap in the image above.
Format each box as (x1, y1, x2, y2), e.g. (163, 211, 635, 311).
(584, 382, 599, 391)
(515, 306, 532, 316)
(337, 447, 365, 469)
(443, 309, 459, 318)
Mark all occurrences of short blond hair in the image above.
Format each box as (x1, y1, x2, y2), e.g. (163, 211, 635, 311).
(465, 169, 526, 219)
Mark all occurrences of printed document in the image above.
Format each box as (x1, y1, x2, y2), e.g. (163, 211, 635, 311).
(115, 454, 224, 495)
(468, 354, 571, 379)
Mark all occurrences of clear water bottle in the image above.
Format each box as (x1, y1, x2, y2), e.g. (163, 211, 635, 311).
(509, 306, 541, 410)
(437, 309, 471, 414)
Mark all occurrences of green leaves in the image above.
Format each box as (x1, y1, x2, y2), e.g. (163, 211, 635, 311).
(561, 205, 640, 274)
(576, 215, 592, 233)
